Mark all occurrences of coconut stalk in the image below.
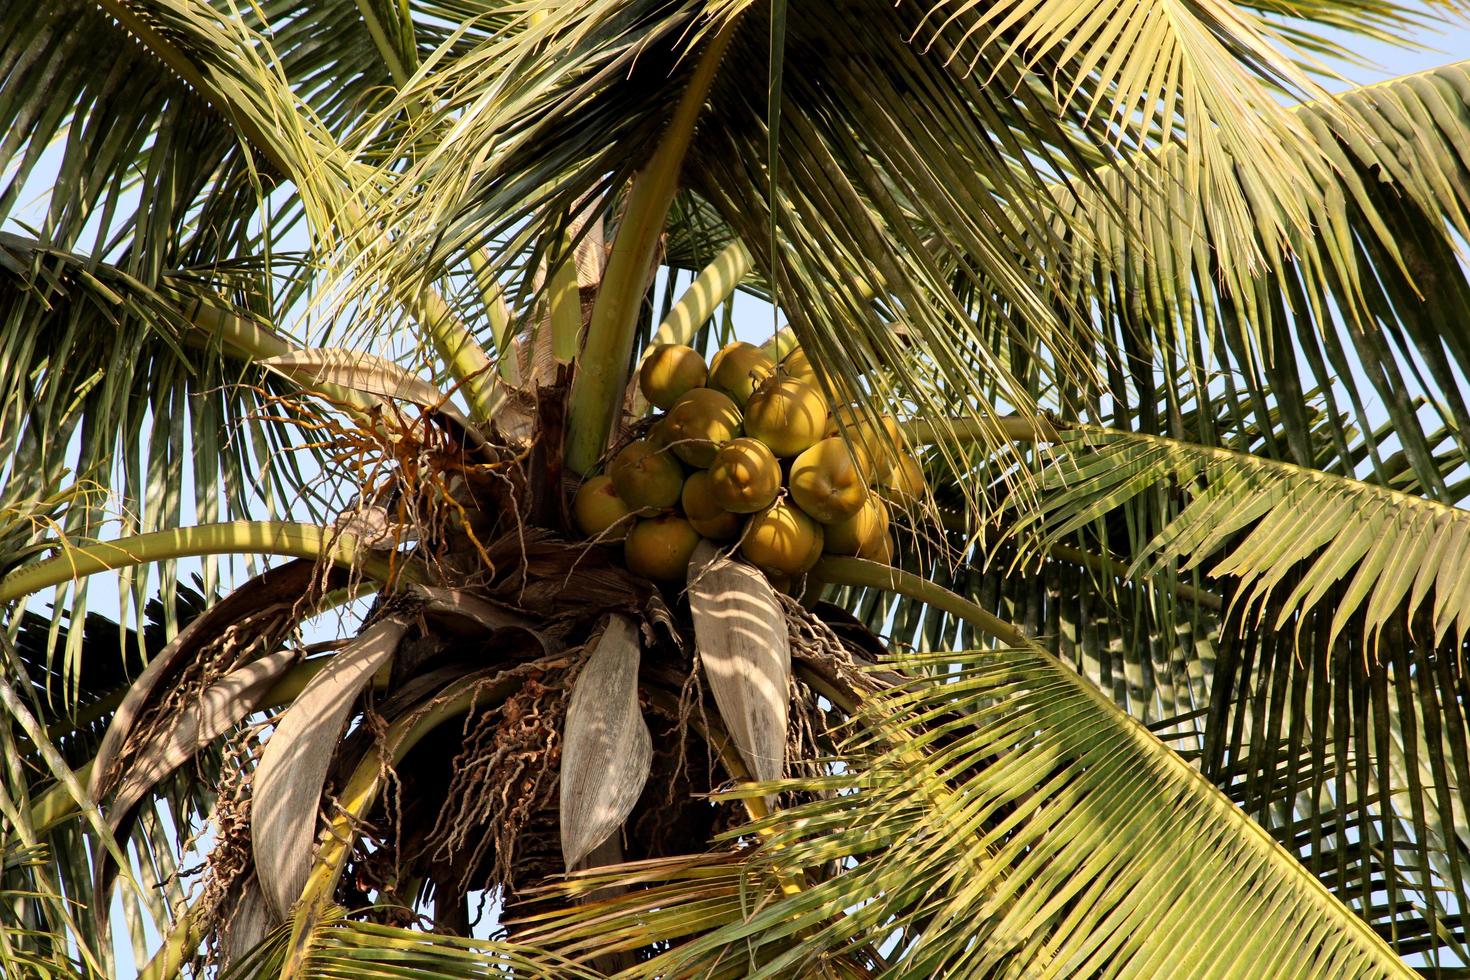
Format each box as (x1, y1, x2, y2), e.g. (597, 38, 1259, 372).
(649, 240, 752, 350)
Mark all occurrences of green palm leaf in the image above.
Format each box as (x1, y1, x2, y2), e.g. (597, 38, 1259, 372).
(1052, 57, 1470, 498)
(223, 907, 598, 980)
(1021, 426, 1470, 647)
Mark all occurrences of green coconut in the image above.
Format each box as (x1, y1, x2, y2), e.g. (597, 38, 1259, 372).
(741, 500, 824, 576)
(823, 493, 888, 555)
(681, 470, 745, 540)
(790, 437, 871, 524)
(743, 375, 830, 458)
(625, 515, 702, 582)
(708, 341, 775, 404)
(639, 344, 708, 409)
(572, 474, 634, 541)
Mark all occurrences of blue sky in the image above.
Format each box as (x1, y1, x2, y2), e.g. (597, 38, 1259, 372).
(1330, 26, 1470, 88)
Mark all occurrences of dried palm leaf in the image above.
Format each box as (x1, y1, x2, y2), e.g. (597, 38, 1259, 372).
(109, 648, 297, 820)
(89, 559, 328, 802)
(559, 615, 651, 869)
(688, 542, 791, 785)
(260, 348, 485, 445)
(252, 616, 409, 917)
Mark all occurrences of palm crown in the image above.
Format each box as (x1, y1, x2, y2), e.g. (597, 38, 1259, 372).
(5, 0, 1470, 976)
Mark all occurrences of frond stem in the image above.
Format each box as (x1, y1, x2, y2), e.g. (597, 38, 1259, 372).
(811, 556, 1027, 647)
(0, 522, 414, 605)
(652, 240, 752, 349)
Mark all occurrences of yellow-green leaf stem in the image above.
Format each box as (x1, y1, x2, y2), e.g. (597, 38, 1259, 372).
(651, 240, 752, 348)
(138, 902, 205, 980)
(406, 285, 506, 424)
(564, 25, 739, 474)
(351, 0, 410, 87)
(469, 251, 521, 384)
(760, 326, 799, 360)
(0, 522, 413, 606)
(549, 228, 585, 365)
(811, 556, 1027, 646)
(28, 762, 93, 836)
(179, 297, 378, 412)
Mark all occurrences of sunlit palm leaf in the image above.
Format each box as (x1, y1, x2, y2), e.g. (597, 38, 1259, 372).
(0, 236, 333, 689)
(225, 906, 599, 979)
(0, 843, 85, 979)
(338, 0, 1432, 481)
(521, 643, 1409, 977)
(1201, 597, 1470, 965)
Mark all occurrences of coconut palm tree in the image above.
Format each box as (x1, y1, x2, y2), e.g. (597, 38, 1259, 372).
(6, 0, 1470, 975)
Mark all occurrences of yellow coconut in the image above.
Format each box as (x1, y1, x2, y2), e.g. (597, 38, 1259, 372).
(663, 388, 742, 467)
(789, 437, 869, 524)
(625, 515, 703, 582)
(823, 494, 888, 555)
(882, 452, 926, 501)
(741, 500, 824, 576)
(857, 529, 895, 565)
(780, 346, 817, 383)
(608, 439, 683, 509)
(681, 470, 745, 540)
(708, 341, 775, 404)
(639, 344, 708, 409)
(743, 375, 830, 458)
(824, 405, 903, 479)
(572, 475, 634, 541)
(708, 437, 782, 514)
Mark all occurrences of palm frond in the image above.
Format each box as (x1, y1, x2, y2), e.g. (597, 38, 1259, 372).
(1020, 426, 1470, 648)
(0, 843, 85, 979)
(331, 0, 1439, 488)
(0, 0, 377, 679)
(0, 236, 337, 691)
(1050, 58, 1470, 500)
(522, 642, 1410, 977)
(1200, 594, 1470, 966)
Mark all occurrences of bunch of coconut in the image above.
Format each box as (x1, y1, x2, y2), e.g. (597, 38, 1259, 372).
(572, 340, 923, 588)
